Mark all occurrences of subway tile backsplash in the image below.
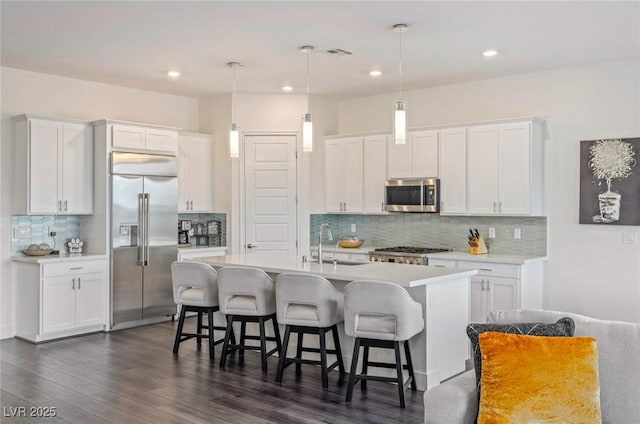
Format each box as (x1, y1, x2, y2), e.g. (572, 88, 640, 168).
(11, 215, 84, 253)
(178, 212, 227, 247)
(310, 214, 547, 256)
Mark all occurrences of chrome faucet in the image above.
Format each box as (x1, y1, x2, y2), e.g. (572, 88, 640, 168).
(317, 224, 333, 264)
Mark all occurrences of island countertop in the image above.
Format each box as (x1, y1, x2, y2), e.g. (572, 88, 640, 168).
(196, 253, 478, 288)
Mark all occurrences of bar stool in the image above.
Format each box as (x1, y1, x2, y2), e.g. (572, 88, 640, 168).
(217, 266, 282, 372)
(343, 280, 424, 408)
(171, 261, 231, 361)
(274, 273, 345, 389)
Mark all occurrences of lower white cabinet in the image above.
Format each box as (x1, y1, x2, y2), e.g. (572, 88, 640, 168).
(429, 256, 543, 322)
(15, 258, 106, 343)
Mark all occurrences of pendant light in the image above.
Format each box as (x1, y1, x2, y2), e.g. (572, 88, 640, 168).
(392, 24, 408, 145)
(300, 45, 314, 153)
(228, 61, 240, 159)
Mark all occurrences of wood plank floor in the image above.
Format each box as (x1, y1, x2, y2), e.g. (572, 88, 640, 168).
(0, 318, 424, 423)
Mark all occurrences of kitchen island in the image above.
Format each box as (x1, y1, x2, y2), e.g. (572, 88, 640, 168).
(196, 253, 478, 390)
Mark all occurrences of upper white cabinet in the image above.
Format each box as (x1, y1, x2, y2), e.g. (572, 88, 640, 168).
(112, 123, 178, 155)
(325, 137, 364, 213)
(439, 127, 468, 215)
(468, 120, 543, 216)
(178, 133, 214, 213)
(388, 130, 439, 179)
(363, 135, 388, 213)
(13, 115, 93, 215)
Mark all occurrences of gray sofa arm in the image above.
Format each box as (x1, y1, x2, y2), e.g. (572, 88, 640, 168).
(424, 370, 478, 424)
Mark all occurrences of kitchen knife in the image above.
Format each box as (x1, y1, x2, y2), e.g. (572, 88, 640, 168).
(474, 229, 480, 238)
(469, 229, 476, 239)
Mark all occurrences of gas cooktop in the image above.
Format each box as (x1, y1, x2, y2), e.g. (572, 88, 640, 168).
(372, 246, 451, 254)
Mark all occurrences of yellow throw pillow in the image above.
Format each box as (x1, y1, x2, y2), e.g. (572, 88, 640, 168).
(477, 332, 601, 424)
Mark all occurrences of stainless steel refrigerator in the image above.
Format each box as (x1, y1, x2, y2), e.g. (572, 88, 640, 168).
(111, 152, 178, 326)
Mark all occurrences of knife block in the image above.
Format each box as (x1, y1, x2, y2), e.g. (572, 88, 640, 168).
(469, 236, 488, 255)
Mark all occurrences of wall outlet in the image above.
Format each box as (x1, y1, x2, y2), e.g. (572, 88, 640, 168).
(13, 227, 31, 238)
(351, 223, 356, 233)
(623, 231, 638, 245)
(488, 227, 496, 238)
(514, 228, 522, 240)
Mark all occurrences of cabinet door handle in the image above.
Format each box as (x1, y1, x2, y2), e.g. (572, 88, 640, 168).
(441, 201, 444, 211)
(69, 267, 82, 270)
(480, 268, 492, 272)
(498, 202, 502, 213)
(485, 280, 490, 291)
(493, 202, 497, 212)
(78, 277, 81, 289)
(64, 200, 68, 211)
(72, 278, 75, 290)
(433, 265, 445, 268)
(381, 201, 384, 212)
(186, 201, 189, 210)
(344, 202, 347, 211)
(58, 200, 62, 211)
(190, 200, 193, 210)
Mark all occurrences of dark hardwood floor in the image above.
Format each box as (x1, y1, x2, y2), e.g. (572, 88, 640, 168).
(0, 318, 424, 423)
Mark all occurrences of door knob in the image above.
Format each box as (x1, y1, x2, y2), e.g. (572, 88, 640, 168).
(246, 243, 257, 249)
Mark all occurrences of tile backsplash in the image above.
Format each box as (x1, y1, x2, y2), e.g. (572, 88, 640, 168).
(178, 213, 227, 247)
(310, 214, 547, 256)
(11, 215, 85, 253)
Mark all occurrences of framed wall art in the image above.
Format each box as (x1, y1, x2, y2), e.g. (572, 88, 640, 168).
(579, 137, 639, 225)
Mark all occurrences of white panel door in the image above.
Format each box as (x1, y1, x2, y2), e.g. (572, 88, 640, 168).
(439, 128, 468, 214)
(498, 122, 531, 215)
(469, 277, 487, 323)
(468, 125, 499, 215)
(187, 135, 213, 212)
(324, 139, 346, 213)
(412, 130, 439, 177)
(177, 135, 191, 212)
(363, 135, 387, 213)
(112, 124, 145, 149)
(387, 135, 413, 178)
(75, 273, 104, 328)
(343, 137, 364, 213)
(487, 277, 519, 312)
(146, 128, 178, 154)
(61, 123, 92, 214)
(244, 135, 297, 254)
(42, 276, 76, 334)
(29, 119, 61, 214)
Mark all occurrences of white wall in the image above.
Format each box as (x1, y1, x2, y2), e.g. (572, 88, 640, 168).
(0, 67, 200, 338)
(338, 59, 640, 322)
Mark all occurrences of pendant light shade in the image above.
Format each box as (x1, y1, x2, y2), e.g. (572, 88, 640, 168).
(392, 24, 408, 145)
(228, 61, 240, 159)
(301, 46, 314, 153)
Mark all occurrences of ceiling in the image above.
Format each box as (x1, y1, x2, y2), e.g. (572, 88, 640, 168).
(2, 1, 639, 99)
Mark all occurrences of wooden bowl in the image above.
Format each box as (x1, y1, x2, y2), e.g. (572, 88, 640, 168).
(23, 249, 53, 256)
(338, 239, 365, 248)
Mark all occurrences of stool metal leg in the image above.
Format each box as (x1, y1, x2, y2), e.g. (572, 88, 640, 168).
(319, 328, 329, 389)
(404, 340, 417, 391)
(394, 341, 406, 408)
(361, 345, 370, 391)
(173, 306, 187, 354)
(220, 314, 234, 368)
(331, 325, 345, 375)
(196, 312, 203, 347)
(275, 325, 291, 383)
(258, 316, 268, 372)
(346, 337, 361, 402)
(207, 309, 215, 361)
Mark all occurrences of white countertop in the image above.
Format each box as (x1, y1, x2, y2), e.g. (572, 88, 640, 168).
(426, 251, 548, 265)
(309, 244, 378, 255)
(196, 253, 477, 288)
(12, 252, 107, 264)
(177, 245, 227, 252)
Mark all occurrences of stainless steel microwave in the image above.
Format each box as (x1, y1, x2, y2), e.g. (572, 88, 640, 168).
(384, 178, 440, 212)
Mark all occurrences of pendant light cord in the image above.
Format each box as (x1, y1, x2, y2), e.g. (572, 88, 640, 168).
(306, 48, 311, 110)
(232, 63, 237, 123)
(398, 28, 403, 98)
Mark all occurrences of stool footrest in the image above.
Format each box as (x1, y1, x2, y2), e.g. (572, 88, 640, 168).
(365, 360, 411, 370)
(354, 374, 413, 387)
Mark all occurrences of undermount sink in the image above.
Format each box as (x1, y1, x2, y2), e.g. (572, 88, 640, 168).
(321, 258, 367, 266)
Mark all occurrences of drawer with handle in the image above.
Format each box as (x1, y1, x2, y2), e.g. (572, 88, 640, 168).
(42, 260, 105, 277)
(456, 261, 519, 278)
(429, 259, 457, 268)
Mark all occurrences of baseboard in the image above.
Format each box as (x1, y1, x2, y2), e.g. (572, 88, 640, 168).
(1, 324, 15, 340)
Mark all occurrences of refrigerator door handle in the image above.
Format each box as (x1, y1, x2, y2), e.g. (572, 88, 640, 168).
(144, 193, 150, 265)
(137, 193, 145, 266)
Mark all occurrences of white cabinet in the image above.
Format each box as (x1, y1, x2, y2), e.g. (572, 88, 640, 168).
(427, 256, 543, 323)
(13, 115, 93, 215)
(112, 123, 178, 155)
(363, 135, 388, 213)
(439, 127, 468, 215)
(15, 258, 107, 343)
(388, 130, 439, 179)
(325, 137, 363, 213)
(178, 133, 214, 212)
(468, 121, 543, 216)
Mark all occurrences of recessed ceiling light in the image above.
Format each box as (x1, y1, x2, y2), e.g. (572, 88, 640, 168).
(482, 50, 498, 57)
(281, 85, 293, 92)
(369, 70, 382, 77)
(167, 70, 181, 78)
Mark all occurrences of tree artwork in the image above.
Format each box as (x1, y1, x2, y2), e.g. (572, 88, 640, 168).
(588, 139, 636, 223)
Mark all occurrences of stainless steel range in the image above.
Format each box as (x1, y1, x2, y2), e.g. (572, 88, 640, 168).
(369, 246, 452, 265)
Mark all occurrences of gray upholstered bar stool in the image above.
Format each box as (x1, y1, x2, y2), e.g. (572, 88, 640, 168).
(217, 266, 282, 372)
(171, 261, 231, 361)
(344, 280, 424, 408)
(274, 273, 345, 389)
